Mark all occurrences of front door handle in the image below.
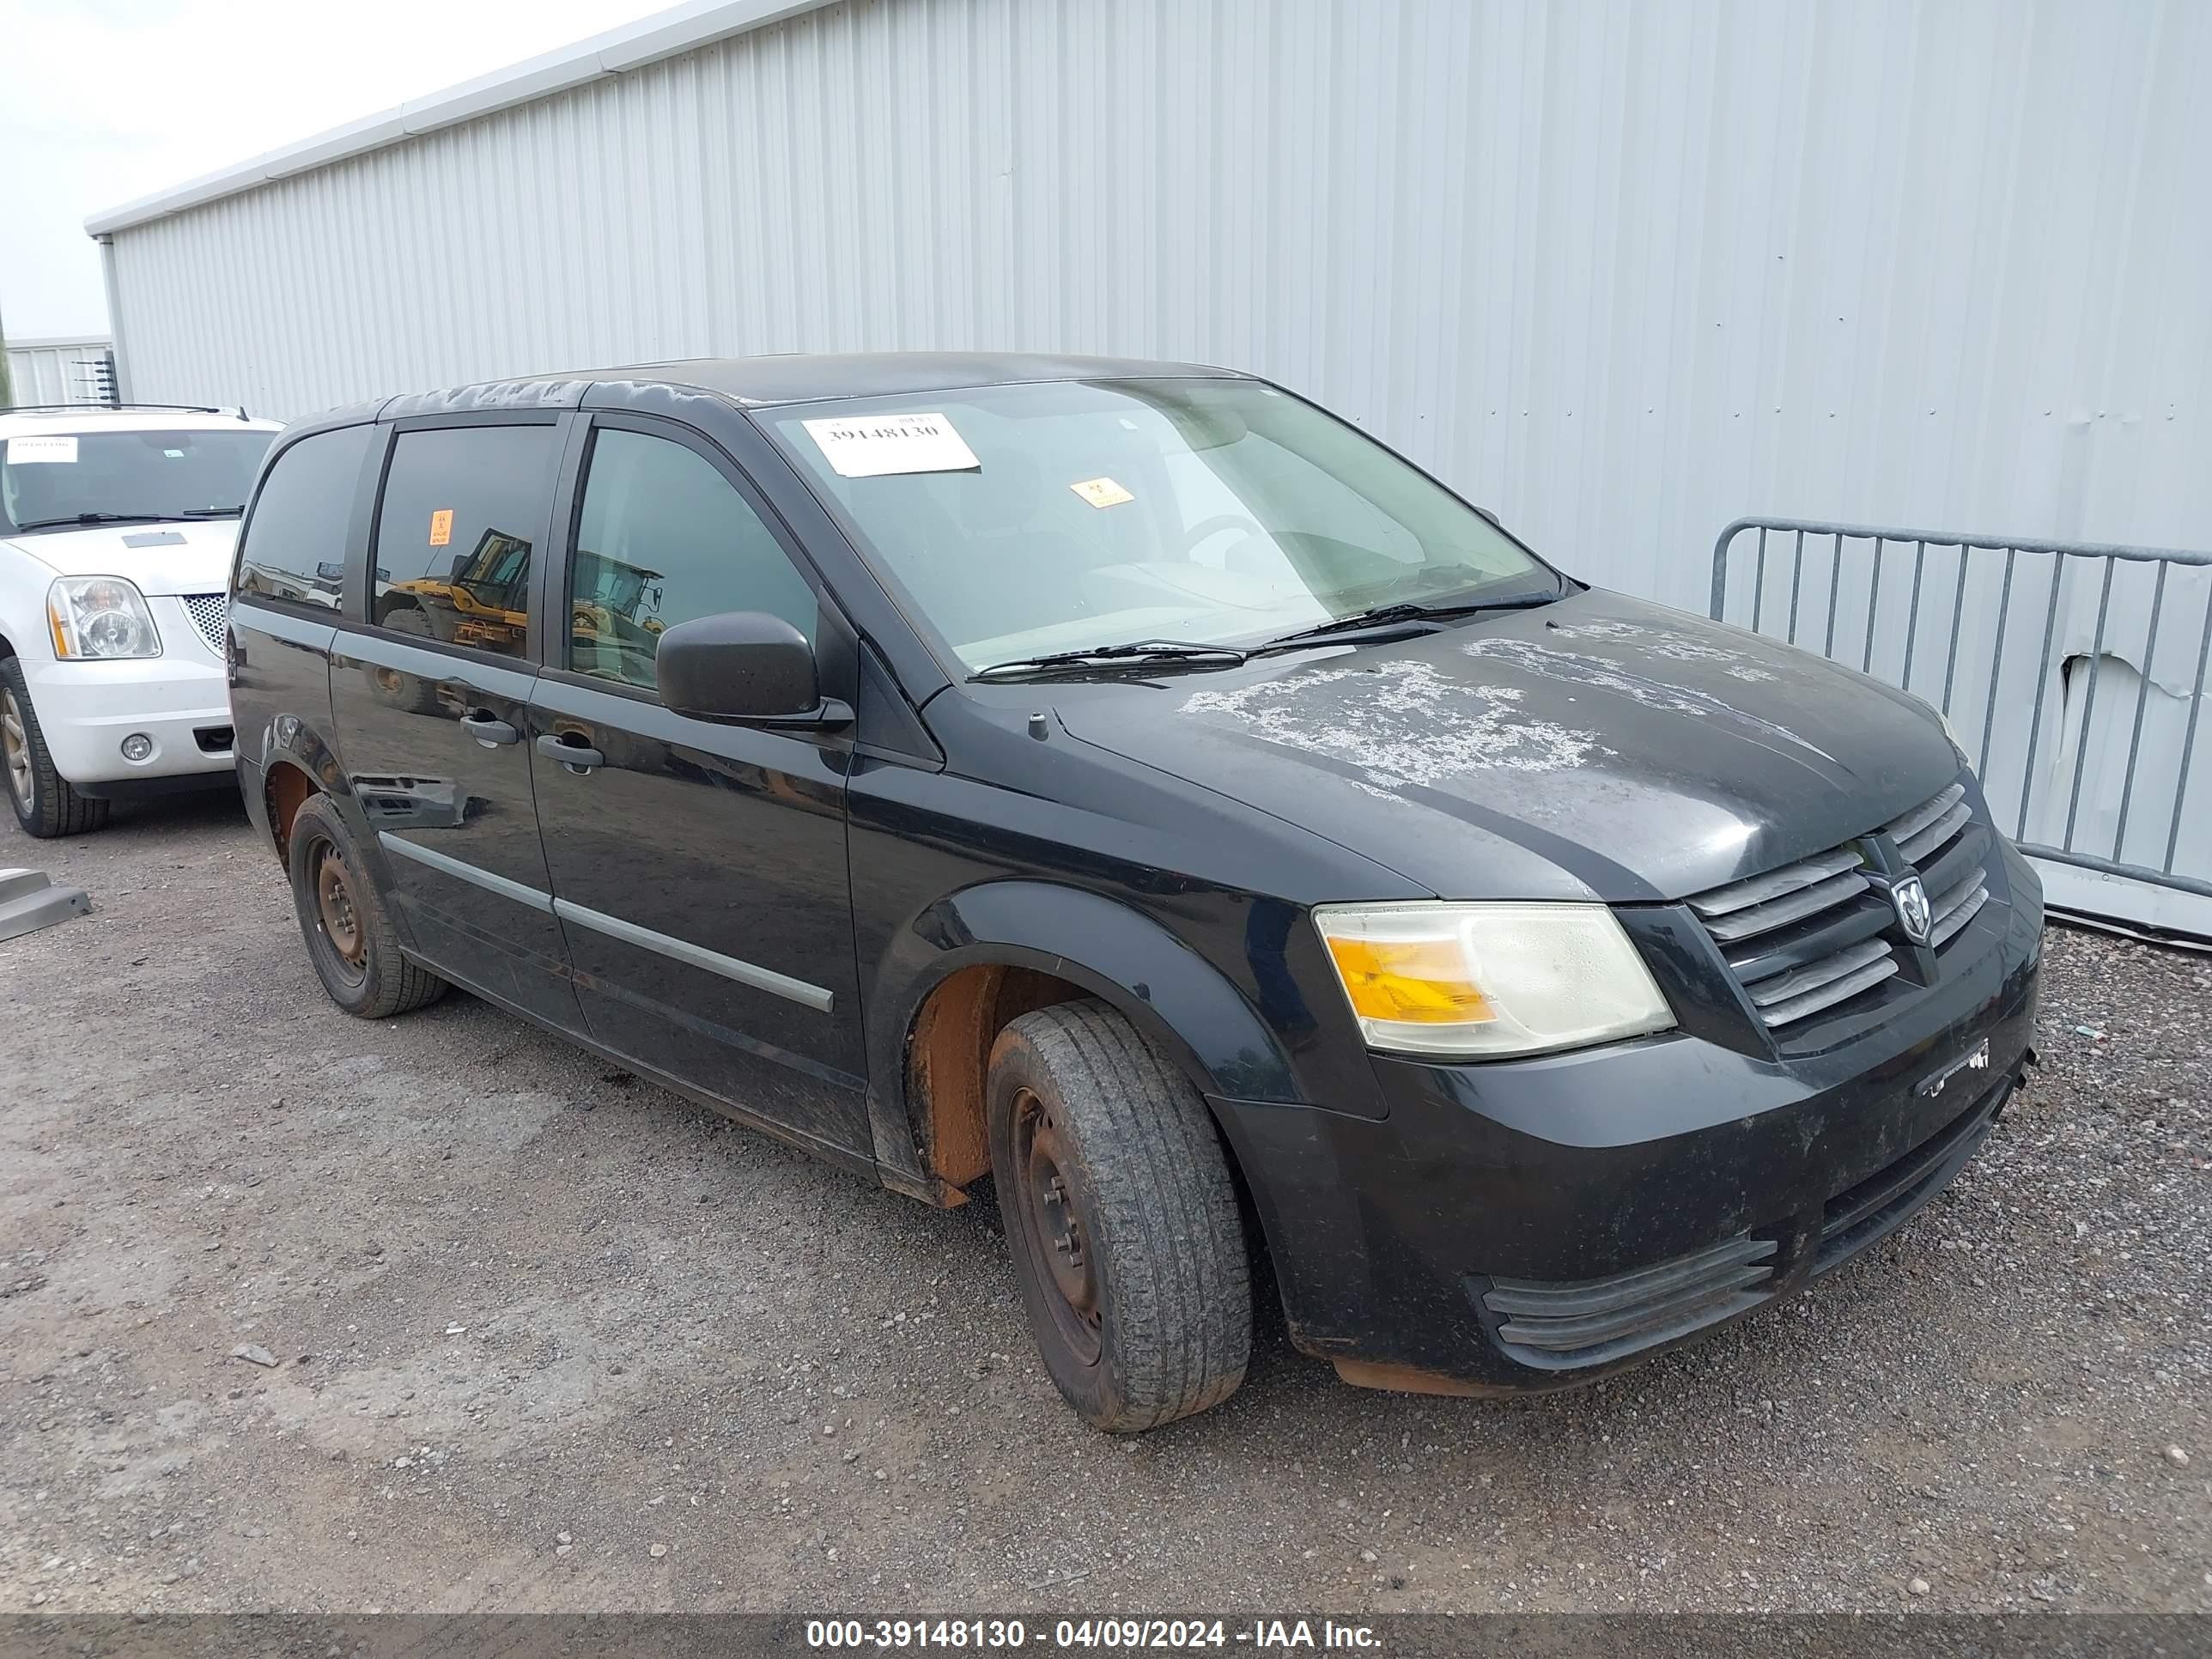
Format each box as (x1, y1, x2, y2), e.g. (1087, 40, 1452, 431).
(459, 710, 519, 746)
(537, 732, 605, 773)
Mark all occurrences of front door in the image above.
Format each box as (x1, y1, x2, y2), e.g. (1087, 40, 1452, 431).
(526, 416, 869, 1158)
(329, 416, 582, 1031)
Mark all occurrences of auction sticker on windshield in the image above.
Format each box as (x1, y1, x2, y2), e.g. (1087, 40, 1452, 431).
(1069, 475, 1135, 507)
(6, 436, 78, 465)
(802, 412, 980, 478)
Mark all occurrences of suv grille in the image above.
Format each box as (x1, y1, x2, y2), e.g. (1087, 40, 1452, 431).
(1687, 782, 1992, 1036)
(182, 592, 228, 656)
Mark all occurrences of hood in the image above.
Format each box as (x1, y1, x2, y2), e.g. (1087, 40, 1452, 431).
(3, 520, 240, 596)
(1051, 590, 1962, 903)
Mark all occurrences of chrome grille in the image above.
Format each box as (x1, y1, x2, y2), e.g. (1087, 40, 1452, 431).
(1688, 843, 1896, 1030)
(1884, 782, 1991, 951)
(1687, 781, 1994, 1036)
(182, 592, 228, 655)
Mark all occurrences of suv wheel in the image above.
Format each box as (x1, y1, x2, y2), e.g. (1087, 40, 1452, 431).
(987, 1000, 1252, 1431)
(0, 659, 110, 838)
(287, 793, 449, 1018)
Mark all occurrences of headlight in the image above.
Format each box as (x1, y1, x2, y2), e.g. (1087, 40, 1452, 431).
(1314, 902, 1675, 1058)
(48, 576, 162, 660)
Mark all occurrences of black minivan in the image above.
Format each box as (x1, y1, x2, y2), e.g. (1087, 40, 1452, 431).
(229, 355, 2042, 1431)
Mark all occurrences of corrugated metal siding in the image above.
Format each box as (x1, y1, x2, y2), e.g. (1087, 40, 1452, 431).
(106, 0, 2212, 613)
(5, 337, 114, 408)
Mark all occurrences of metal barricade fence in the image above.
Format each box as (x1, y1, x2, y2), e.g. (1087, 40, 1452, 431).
(1710, 518, 2212, 934)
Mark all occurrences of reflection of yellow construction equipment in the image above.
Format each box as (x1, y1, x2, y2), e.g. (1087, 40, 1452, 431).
(376, 528, 532, 655)
(373, 533, 666, 675)
(569, 548, 668, 684)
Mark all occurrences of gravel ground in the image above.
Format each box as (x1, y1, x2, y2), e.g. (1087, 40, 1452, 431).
(1, 793, 2207, 1615)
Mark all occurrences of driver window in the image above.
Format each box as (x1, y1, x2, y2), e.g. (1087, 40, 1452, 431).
(568, 428, 817, 692)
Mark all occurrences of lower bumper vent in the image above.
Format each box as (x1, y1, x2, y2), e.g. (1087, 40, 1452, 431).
(1480, 1234, 1778, 1370)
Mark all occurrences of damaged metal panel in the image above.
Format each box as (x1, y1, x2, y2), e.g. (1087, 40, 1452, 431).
(93, 0, 2211, 611)
(1712, 517, 2212, 939)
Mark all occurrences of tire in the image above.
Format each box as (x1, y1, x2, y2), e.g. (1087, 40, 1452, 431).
(987, 1000, 1252, 1432)
(1, 657, 110, 839)
(287, 792, 448, 1018)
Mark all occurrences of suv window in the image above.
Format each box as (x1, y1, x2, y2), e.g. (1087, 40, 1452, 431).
(234, 425, 371, 610)
(372, 424, 559, 659)
(568, 428, 817, 690)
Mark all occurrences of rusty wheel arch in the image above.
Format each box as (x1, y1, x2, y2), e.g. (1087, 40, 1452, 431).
(902, 963, 1086, 1194)
(264, 760, 317, 862)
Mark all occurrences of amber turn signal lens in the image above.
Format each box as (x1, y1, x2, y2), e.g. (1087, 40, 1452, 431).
(1322, 934, 1496, 1025)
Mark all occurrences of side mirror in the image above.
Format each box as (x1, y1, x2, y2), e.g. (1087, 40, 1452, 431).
(654, 611, 848, 727)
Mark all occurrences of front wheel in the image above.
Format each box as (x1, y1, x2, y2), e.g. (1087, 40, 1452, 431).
(286, 793, 448, 1018)
(987, 1000, 1252, 1432)
(1, 658, 108, 838)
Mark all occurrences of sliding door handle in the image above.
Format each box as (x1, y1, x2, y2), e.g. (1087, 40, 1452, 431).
(537, 732, 605, 773)
(459, 711, 519, 745)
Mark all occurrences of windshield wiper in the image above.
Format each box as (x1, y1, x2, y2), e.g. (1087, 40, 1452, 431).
(179, 506, 244, 518)
(1260, 587, 1564, 650)
(971, 639, 1249, 683)
(14, 512, 170, 531)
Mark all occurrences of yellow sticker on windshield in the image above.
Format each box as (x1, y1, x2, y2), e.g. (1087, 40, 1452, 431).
(428, 509, 453, 547)
(1070, 476, 1134, 508)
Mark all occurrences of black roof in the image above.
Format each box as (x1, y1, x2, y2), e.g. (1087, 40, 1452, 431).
(345, 351, 1249, 429)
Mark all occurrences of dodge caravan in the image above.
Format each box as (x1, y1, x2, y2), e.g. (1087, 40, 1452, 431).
(229, 355, 2042, 1431)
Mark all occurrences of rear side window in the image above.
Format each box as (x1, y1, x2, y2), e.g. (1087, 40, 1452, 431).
(567, 428, 817, 691)
(233, 425, 371, 610)
(372, 424, 559, 659)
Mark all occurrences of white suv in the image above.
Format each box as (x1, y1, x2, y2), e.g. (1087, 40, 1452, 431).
(1, 404, 281, 836)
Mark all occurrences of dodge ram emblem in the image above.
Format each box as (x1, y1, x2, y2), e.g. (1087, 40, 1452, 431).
(1892, 874, 1933, 944)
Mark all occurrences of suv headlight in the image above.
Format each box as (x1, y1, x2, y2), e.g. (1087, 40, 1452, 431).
(1314, 902, 1675, 1058)
(48, 576, 162, 659)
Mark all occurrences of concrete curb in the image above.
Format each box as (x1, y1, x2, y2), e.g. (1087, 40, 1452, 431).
(0, 867, 91, 941)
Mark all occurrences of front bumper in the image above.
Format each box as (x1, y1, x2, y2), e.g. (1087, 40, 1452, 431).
(1211, 850, 2044, 1396)
(21, 653, 234, 788)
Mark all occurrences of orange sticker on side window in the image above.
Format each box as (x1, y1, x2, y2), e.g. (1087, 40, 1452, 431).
(428, 509, 453, 547)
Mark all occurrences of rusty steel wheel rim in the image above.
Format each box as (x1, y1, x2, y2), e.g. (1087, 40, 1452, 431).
(2, 687, 31, 811)
(313, 839, 368, 982)
(1011, 1085, 1103, 1366)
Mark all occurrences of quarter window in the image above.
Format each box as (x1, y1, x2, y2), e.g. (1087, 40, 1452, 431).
(372, 424, 559, 659)
(233, 425, 370, 611)
(567, 428, 817, 691)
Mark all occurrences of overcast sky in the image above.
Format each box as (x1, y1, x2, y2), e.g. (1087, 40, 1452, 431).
(0, 0, 674, 340)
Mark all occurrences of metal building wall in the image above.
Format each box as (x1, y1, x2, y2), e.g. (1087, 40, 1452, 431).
(5, 337, 114, 407)
(103, 0, 2212, 617)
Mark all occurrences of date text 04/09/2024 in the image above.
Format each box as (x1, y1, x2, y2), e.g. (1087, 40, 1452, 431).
(805, 1620, 1381, 1650)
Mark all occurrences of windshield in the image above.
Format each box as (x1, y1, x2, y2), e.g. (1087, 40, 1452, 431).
(0, 427, 274, 534)
(764, 378, 1558, 671)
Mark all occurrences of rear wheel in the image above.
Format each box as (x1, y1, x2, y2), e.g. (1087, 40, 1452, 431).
(987, 1000, 1251, 1432)
(0, 658, 109, 839)
(287, 793, 447, 1018)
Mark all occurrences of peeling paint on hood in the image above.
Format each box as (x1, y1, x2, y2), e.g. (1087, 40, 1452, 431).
(1458, 632, 1837, 762)
(1183, 659, 1610, 797)
(1046, 588, 1964, 903)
